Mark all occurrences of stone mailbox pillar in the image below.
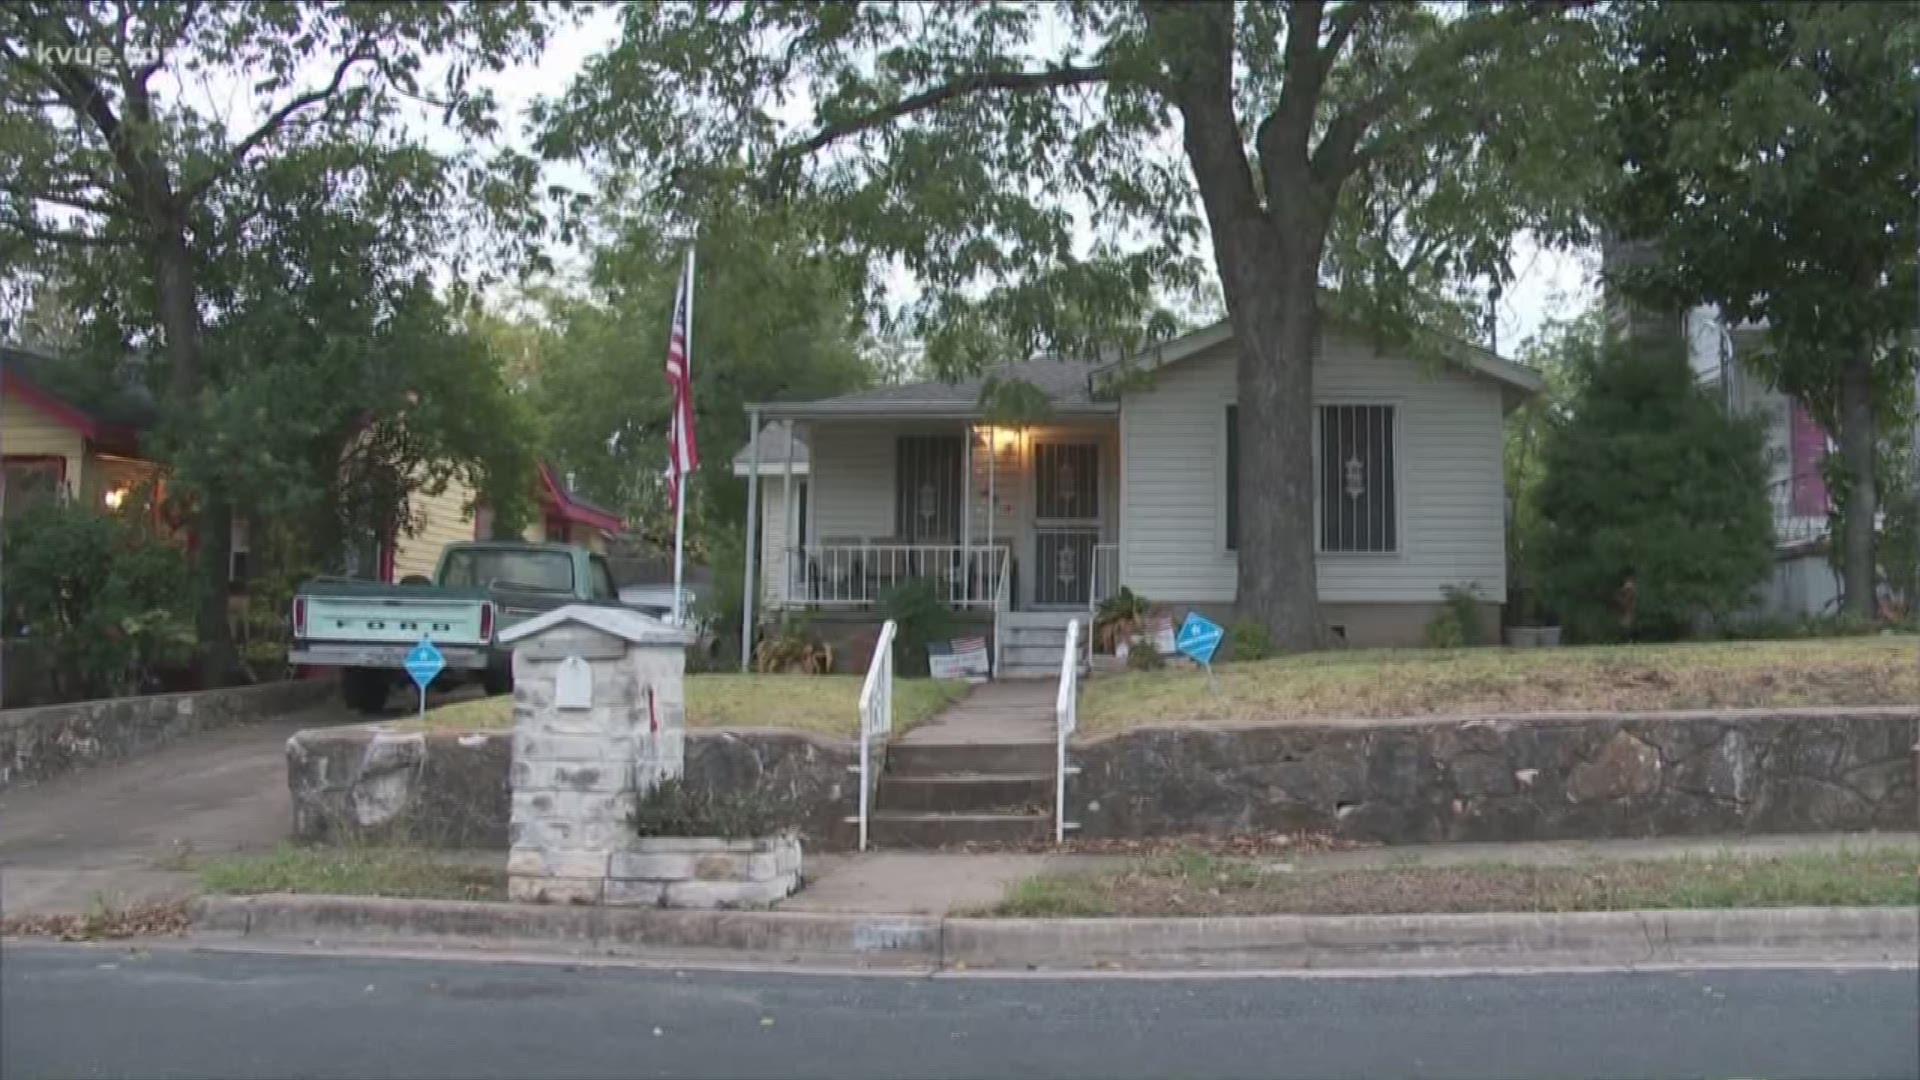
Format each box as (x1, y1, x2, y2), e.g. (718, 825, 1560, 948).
(498, 605, 694, 904)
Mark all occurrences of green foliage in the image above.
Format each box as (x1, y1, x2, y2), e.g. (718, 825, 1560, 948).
(1223, 621, 1272, 663)
(1608, 2, 1919, 615)
(1531, 342, 1774, 642)
(2, 503, 195, 700)
(1125, 643, 1166, 672)
(878, 578, 955, 677)
(1425, 584, 1486, 649)
(753, 615, 835, 675)
(1506, 311, 1600, 624)
(629, 777, 798, 841)
(1718, 613, 1882, 643)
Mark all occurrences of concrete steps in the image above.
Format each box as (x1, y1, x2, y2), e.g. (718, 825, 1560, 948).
(995, 610, 1087, 680)
(867, 810, 1051, 847)
(886, 740, 1053, 777)
(876, 773, 1052, 813)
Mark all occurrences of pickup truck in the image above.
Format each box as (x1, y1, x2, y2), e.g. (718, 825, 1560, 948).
(291, 541, 652, 714)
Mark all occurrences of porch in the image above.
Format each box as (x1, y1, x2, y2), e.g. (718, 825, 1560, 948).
(742, 417, 1124, 617)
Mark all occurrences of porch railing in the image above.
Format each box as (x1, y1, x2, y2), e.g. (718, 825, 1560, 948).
(787, 543, 1009, 609)
(1054, 618, 1082, 844)
(849, 619, 897, 852)
(1768, 477, 1828, 549)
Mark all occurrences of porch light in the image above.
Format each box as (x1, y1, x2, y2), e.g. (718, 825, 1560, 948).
(103, 486, 128, 510)
(1343, 455, 1366, 500)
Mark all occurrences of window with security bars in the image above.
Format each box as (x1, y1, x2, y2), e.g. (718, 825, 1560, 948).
(894, 435, 964, 541)
(1033, 442, 1098, 520)
(1319, 404, 1396, 552)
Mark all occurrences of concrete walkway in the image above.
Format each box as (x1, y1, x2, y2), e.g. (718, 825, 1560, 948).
(896, 680, 1054, 745)
(0, 703, 360, 915)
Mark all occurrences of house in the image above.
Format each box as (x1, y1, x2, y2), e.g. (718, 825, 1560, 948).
(3, 344, 622, 587)
(736, 320, 1544, 673)
(1683, 307, 1847, 618)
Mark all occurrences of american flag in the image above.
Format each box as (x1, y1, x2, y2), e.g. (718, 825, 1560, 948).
(665, 251, 700, 509)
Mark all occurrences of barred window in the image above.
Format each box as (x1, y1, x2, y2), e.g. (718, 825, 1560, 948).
(1319, 404, 1396, 553)
(894, 435, 964, 541)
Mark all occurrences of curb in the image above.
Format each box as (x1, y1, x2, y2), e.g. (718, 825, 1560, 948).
(188, 896, 1919, 972)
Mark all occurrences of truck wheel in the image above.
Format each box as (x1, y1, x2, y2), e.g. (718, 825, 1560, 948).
(482, 667, 513, 697)
(341, 668, 391, 715)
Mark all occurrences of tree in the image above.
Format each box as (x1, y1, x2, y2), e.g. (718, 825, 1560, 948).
(1505, 307, 1598, 624)
(512, 202, 875, 547)
(1531, 339, 1773, 642)
(540, 1, 1609, 651)
(1608, 2, 1920, 618)
(0, 1, 555, 676)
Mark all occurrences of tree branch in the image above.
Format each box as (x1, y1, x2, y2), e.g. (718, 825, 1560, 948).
(766, 63, 1115, 173)
(0, 182, 124, 216)
(177, 37, 378, 204)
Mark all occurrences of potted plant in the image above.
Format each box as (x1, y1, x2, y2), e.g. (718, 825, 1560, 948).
(1092, 587, 1154, 659)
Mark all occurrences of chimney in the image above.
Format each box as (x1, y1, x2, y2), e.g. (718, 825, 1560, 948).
(1599, 235, 1686, 357)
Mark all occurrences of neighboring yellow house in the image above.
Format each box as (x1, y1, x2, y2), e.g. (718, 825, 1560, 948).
(386, 461, 624, 582)
(4, 345, 622, 586)
(2, 345, 167, 526)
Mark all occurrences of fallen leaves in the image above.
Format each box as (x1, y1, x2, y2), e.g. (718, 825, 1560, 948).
(0, 899, 191, 941)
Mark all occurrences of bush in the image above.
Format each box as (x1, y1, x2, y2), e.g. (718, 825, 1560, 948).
(1424, 607, 1467, 649)
(1093, 587, 1153, 654)
(1224, 620, 1272, 662)
(1125, 643, 1166, 671)
(629, 776, 798, 840)
(1438, 582, 1489, 646)
(878, 577, 954, 676)
(753, 614, 835, 674)
(1529, 342, 1773, 642)
(2, 502, 196, 700)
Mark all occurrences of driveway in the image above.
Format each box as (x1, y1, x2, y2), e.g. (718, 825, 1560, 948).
(0, 702, 362, 915)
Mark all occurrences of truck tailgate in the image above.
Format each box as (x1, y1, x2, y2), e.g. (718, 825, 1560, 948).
(303, 594, 490, 647)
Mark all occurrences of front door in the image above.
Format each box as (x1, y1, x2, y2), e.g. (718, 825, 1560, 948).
(1032, 441, 1099, 606)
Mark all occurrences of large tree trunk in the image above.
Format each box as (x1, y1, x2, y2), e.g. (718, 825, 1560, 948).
(152, 226, 239, 682)
(1835, 341, 1877, 619)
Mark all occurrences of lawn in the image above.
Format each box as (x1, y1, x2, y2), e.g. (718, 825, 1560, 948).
(200, 846, 507, 902)
(983, 848, 1920, 918)
(1080, 636, 1920, 732)
(403, 673, 970, 738)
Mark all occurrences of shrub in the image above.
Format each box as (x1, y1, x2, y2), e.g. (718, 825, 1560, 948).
(878, 577, 953, 676)
(1424, 608, 1466, 648)
(1125, 643, 1166, 671)
(2, 502, 196, 700)
(1439, 582, 1488, 646)
(629, 777, 798, 840)
(1530, 341, 1773, 642)
(1224, 620, 1272, 662)
(753, 614, 835, 674)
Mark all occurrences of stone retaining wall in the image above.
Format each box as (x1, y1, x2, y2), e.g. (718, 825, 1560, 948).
(288, 724, 860, 851)
(0, 678, 335, 790)
(1071, 708, 1920, 842)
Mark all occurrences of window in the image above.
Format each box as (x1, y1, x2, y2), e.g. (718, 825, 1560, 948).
(441, 548, 575, 592)
(894, 435, 963, 541)
(588, 556, 617, 601)
(1224, 406, 1238, 550)
(1319, 404, 1396, 553)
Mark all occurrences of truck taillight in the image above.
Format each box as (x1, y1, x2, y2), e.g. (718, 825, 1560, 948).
(479, 602, 495, 641)
(292, 596, 307, 638)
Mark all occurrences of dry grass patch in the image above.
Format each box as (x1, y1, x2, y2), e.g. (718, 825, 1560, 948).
(403, 673, 969, 738)
(985, 848, 1920, 918)
(1080, 636, 1919, 732)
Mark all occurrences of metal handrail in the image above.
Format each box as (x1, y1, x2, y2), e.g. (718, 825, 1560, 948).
(851, 619, 898, 852)
(1054, 618, 1081, 844)
(992, 559, 1011, 676)
(1767, 476, 1829, 548)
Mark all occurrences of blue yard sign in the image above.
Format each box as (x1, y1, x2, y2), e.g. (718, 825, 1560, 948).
(1175, 612, 1224, 667)
(404, 638, 446, 719)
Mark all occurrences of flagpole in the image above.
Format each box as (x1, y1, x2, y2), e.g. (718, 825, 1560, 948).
(673, 245, 695, 626)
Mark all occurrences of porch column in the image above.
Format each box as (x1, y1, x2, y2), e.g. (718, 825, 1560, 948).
(782, 423, 797, 608)
(961, 425, 973, 603)
(740, 409, 761, 671)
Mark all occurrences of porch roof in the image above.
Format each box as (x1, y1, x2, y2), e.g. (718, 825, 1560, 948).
(748, 360, 1116, 420)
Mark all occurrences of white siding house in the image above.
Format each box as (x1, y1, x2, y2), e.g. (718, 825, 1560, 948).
(737, 320, 1541, 662)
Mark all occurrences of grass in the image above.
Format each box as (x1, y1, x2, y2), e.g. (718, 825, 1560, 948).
(983, 848, 1920, 918)
(1081, 636, 1920, 732)
(399, 673, 970, 738)
(199, 845, 507, 902)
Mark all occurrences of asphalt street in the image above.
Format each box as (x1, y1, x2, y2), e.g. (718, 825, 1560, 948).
(3, 944, 1916, 1079)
